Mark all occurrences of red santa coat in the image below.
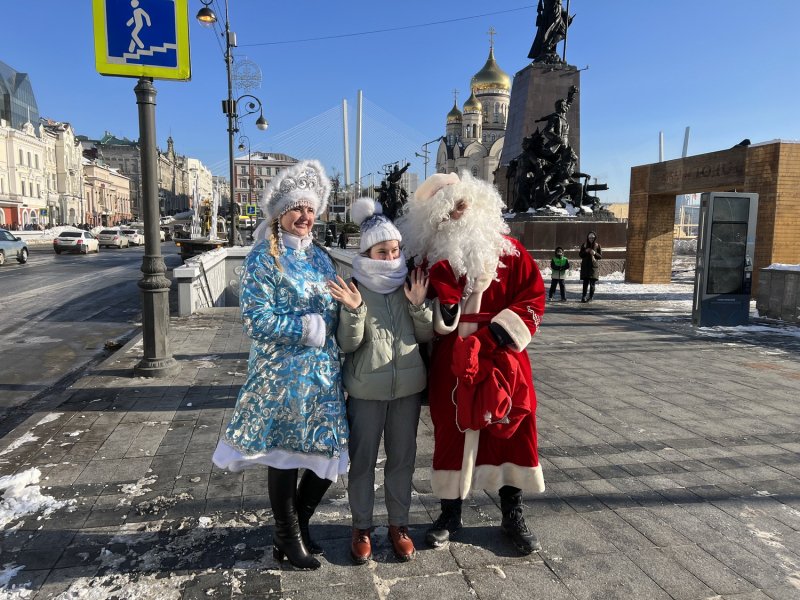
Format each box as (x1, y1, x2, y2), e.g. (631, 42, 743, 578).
(428, 236, 546, 499)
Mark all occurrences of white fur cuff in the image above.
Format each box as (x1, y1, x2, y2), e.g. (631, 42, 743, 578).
(433, 298, 460, 336)
(492, 309, 531, 352)
(301, 313, 326, 347)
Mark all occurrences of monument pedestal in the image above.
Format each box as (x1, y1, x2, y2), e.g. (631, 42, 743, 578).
(496, 63, 582, 206)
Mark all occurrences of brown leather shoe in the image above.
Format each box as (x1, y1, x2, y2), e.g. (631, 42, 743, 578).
(388, 525, 416, 561)
(350, 528, 372, 564)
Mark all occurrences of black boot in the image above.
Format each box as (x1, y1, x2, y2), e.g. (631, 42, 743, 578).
(268, 467, 320, 570)
(425, 498, 463, 548)
(499, 486, 541, 555)
(296, 469, 331, 555)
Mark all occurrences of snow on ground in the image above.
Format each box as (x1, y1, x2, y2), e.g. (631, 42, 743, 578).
(0, 468, 75, 529)
(0, 434, 38, 459)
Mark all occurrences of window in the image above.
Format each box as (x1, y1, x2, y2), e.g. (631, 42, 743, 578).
(35, 155, 39, 169)
(239, 178, 247, 188)
(27, 152, 31, 167)
(265, 167, 272, 176)
(258, 167, 263, 175)
(19, 149, 23, 164)
(240, 166, 247, 174)
(37, 184, 41, 198)
(29, 182, 34, 196)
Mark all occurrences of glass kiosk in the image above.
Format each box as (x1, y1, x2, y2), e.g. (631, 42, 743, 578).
(692, 192, 758, 327)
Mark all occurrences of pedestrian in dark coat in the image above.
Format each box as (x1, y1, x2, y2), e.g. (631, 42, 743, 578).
(579, 231, 601, 302)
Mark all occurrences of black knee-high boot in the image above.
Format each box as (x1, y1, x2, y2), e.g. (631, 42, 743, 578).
(296, 469, 331, 555)
(268, 467, 320, 570)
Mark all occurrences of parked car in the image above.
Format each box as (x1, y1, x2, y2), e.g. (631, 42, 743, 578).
(97, 228, 130, 249)
(0, 229, 29, 265)
(54, 230, 100, 254)
(120, 228, 144, 246)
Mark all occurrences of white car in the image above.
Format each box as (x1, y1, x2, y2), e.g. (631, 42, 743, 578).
(120, 228, 144, 246)
(97, 229, 130, 248)
(53, 231, 100, 254)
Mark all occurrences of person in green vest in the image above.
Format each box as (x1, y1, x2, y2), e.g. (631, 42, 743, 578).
(548, 246, 570, 301)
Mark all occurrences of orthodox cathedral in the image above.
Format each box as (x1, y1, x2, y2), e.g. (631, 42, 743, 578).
(435, 38, 510, 182)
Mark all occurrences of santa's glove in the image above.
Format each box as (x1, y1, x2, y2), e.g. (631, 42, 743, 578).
(451, 335, 481, 381)
(428, 260, 465, 306)
(471, 323, 514, 355)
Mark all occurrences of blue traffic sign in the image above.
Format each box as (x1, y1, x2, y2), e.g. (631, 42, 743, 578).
(93, 0, 191, 80)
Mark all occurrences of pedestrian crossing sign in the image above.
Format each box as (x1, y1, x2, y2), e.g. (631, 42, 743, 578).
(93, 0, 191, 80)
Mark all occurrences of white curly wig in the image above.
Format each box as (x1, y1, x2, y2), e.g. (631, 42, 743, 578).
(397, 171, 514, 281)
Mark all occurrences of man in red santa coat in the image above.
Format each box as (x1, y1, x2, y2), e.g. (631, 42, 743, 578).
(397, 171, 545, 555)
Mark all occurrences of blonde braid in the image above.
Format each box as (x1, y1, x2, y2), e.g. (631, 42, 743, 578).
(269, 220, 283, 271)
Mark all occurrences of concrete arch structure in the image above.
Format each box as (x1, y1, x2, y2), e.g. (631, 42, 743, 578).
(626, 140, 800, 295)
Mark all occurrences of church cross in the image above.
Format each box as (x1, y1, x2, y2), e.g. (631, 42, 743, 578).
(487, 26, 496, 49)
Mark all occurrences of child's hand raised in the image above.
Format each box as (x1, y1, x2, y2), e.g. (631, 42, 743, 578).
(328, 276, 362, 310)
(404, 267, 429, 306)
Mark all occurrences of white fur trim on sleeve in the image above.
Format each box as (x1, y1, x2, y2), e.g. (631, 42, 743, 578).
(433, 298, 460, 336)
(491, 308, 532, 352)
(301, 313, 326, 347)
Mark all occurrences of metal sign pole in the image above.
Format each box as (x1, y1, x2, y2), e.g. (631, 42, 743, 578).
(133, 77, 178, 377)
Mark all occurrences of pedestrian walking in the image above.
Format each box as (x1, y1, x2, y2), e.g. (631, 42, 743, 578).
(548, 246, 570, 301)
(398, 171, 546, 556)
(579, 231, 602, 302)
(337, 231, 347, 249)
(212, 160, 348, 571)
(328, 197, 432, 564)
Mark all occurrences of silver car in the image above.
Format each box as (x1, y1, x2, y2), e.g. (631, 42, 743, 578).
(0, 229, 29, 265)
(97, 228, 130, 248)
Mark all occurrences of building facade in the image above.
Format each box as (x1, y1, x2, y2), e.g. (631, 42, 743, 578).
(0, 61, 40, 131)
(0, 119, 51, 228)
(435, 43, 510, 182)
(42, 120, 84, 225)
(79, 132, 203, 219)
(232, 152, 297, 212)
(82, 160, 132, 226)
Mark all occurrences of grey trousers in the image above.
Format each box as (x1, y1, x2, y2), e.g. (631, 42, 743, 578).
(346, 394, 421, 529)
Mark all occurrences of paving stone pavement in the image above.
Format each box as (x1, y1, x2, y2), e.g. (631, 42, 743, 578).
(1, 290, 800, 599)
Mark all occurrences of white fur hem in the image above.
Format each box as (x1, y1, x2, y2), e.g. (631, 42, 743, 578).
(492, 308, 532, 352)
(431, 463, 545, 499)
(433, 298, 460, 335)
(212, 440, 349, 482)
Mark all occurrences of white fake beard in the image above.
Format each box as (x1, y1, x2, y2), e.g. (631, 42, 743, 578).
(426, 207, 513, 282)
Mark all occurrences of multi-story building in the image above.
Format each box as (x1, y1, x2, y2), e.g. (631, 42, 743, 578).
(186, 157, 213, 208)
(42, 120, 84, 225)
(0, 119, 50, 228)
(232, 151, 297, 213)
(0, 61, 40, 131)
(435, 41, 510, 181)
(212, 175, 230, 210)
(82, 159, 132, 226)
(78, 132, 202, 219)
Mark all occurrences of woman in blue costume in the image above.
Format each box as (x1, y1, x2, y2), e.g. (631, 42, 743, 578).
(212, 160, 348, 570)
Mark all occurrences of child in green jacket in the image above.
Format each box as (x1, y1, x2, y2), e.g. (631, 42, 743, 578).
(328, 197, 433, 565)
(549, 246, 570, 301)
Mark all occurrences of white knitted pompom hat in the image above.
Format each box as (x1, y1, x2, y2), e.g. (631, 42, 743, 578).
(351, 196, 402, 254)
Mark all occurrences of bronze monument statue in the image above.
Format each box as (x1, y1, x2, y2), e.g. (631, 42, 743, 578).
(528, 0, 574, 64)
(377, 162, 411, 221)
(510, 86, 607, 215)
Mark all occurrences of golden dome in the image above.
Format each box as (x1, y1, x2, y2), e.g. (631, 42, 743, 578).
(463, 90, 482, 113)
(470, 47, 511, 91)
(446, 101, 463, 123)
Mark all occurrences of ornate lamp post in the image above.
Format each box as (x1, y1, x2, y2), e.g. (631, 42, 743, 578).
(197, 1, 268, 246)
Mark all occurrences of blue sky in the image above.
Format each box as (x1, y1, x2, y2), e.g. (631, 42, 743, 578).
(3, 1, 799, 203)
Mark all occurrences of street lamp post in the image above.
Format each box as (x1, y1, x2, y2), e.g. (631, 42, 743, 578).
(415, 136, 445, 179)
(197, 1, 268, 247)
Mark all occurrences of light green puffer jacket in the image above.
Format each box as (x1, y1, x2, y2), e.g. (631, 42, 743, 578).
(337, 283, 433, 401)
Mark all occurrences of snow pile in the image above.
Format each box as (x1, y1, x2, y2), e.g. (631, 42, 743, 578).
(0, 434, 39, 459)
(767, 263, 800, 271)
(0, 468, 75, 529)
